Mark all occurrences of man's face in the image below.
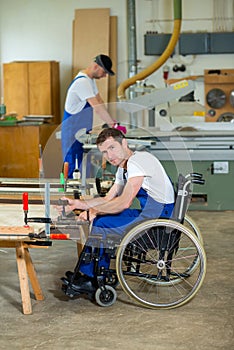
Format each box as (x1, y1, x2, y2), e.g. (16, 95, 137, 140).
(98, 137, 128, 167)
(92, 65, 107, 79)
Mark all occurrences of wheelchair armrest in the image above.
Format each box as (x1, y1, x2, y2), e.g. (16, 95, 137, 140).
(189, 172, 203, 179)
(192, 179, 205, 185)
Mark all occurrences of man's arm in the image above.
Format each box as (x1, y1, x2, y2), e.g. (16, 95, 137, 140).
(59, 182, 123, 212)
(91, 176, 144, 215)
(87, 94, 115, 126)
(74, 182, 124, 221)
(59, 177, 143, 216)
(104, 182, 124, 201)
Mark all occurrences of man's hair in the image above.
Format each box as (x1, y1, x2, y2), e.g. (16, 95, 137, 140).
(96, 128, 126, 146)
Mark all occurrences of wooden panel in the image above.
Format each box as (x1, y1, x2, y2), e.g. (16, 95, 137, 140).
(0, 226, 33, 239)
(50, 61, 61, 124)
(72, 8, 110, 104)
(28, 62, 52, 115)
(72, 9, 118, 127)
(0, 126, 39, 177)
(0, 124, 57, 178)
(29, 61, 61, 124)
(3, 62, 29, 117)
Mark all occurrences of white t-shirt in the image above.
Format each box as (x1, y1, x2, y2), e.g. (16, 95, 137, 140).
(115, 151, 174, 204)
(64, 72, 99, 114)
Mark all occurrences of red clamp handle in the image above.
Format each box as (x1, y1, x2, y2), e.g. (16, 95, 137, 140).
(23, 192, 28, 211)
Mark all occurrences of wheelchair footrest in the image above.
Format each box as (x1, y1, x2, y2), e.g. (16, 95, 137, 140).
(62, 283, 96, 300)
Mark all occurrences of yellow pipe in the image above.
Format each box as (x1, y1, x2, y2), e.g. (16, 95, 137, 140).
(117, 19, 182, 100)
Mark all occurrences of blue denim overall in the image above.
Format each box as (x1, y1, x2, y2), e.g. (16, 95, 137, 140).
(61, 76, 93, 178)
(79, 187, 174, 277)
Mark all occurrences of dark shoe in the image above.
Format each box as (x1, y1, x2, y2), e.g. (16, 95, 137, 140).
(62, 283, 81, 298)
(60, 270, 81, 285)
(65, 270, 82, 281)
(61, 277, 70, 286)
(65, 270, 74, 280)
(70, 275, 96, 294)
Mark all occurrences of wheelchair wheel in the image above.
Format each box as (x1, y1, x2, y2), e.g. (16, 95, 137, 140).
(116, 219, 206, 309)
(122, 217, 203, 286)
(128, 215, 203, 284)
(95, 285, 117, 307)
(184, 215, 203, 245)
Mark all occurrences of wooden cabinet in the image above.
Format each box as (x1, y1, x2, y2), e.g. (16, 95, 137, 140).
(0, 124, 59, 178)
(3, 61, 61, 124)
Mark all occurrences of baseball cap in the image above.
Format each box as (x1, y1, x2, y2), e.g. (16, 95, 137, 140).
(94, 54, 115, 76)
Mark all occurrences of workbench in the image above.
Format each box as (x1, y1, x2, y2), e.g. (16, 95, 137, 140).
(0, 226, 49, 315)
(0, 203, 90, 314)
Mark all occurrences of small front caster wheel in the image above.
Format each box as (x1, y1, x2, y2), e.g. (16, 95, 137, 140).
(95, 285, 117, 307)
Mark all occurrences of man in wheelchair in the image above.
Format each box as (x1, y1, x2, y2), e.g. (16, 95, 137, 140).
(58, 127, 175, 302)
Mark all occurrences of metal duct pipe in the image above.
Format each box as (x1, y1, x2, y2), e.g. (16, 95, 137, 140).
(118, 0, 182, 100)
(127, 0, 137, 79)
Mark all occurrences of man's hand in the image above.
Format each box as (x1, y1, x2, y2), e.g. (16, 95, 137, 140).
(55, 196, 87, 215)
(78, 209, 97, 222)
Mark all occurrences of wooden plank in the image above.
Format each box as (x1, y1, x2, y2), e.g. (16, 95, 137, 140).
(73, 8, 110, 72)
(27, 61, 61, 123)
(72, 8, 110, 111)
(0, 240, 49, 248)
(50, 61, 61, 124)
(0, 226, 34, 235)
(0, 226, 33, 241)
(3, 62, 29, 118)
(28, 62, 52, 115)
(24, 248, 44, 301)
(109, 16, 118, 103)
(16, 243, 32, 314)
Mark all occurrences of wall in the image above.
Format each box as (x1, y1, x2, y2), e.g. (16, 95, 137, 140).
(0, 0, 234, 119)
(135, 0, 234, 104)
(0, 0, 127, 117)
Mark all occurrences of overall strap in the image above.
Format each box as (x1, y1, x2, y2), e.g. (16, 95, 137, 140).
(67, 75, 87, 90)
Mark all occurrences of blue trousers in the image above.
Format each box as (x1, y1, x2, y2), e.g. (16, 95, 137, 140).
(61, 102, 92, 178)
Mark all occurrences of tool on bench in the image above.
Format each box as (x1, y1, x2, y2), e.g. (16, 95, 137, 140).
(73, 155, 81, 180)
(63, 162, 69, 192)
(59, 162, 69, 193)
(38, 144, 44, 178)
(44, 182, 50, 238)
(23, 192, 29, 227)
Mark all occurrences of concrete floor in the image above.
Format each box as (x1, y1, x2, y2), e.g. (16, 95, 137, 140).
(0, 207, 233, 350)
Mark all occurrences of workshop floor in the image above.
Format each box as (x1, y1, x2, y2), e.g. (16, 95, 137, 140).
(0, 206, 233, 350)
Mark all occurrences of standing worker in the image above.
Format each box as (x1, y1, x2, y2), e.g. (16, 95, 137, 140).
(61, 54, 117, 178)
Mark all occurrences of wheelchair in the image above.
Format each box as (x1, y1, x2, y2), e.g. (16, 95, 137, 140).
(62, 173, 206, 309)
